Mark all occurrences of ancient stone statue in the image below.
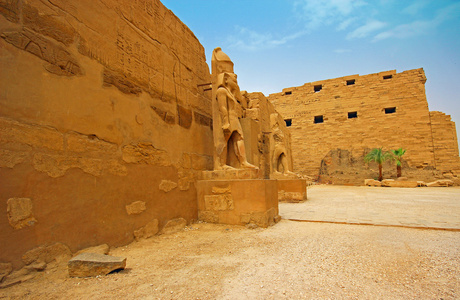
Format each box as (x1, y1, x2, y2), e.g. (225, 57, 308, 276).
(211, 47, 255, 170)
(270, 113, 296, 177)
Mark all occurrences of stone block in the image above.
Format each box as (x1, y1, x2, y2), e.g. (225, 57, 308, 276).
(161, 218, 187, 235)
(277, 179, 307, 202)
(426, 180, 454, 187)
(381, 179, 418, 188)
(197, 179, 279, 228)
(68, 253, 126, 277)
(0, 263, 12, 283)
(201, 168, 262, 180)
(365, 179, 382, 187)
(134, 219, 159, 241)
(22, 243, 72, 265)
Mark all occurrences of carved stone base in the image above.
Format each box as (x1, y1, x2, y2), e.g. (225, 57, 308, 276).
(277, 179, 307, 202)
(196, 179, 279, 228)
(201, 168, 262, 180)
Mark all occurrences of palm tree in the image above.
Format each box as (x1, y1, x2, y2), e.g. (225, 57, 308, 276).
(391, 148, 406, 178)
(364, 148, 393, 181)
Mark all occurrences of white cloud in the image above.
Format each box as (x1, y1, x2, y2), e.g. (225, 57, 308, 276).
(337, 18, 357, 31)
(373, 2, 460, 42)
(294, 0, 367, 30)
(373, 20, 430, 41)
(346, 20, 386, 39)
(226, 27, 306, 52)
(402, 0, 430, 15)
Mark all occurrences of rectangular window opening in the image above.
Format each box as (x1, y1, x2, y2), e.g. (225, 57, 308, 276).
(284, 91, 292, 95)
(314, 85, 322, 93)
(385, 107, 396, 114)
(284, 119, 292, 127)
(346, 79, 355, 85)
(383, 75, 393, 80)
(348, 111, 358, 119)
(314, 115, 324, 124)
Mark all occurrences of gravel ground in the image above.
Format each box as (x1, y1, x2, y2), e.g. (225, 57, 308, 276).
(1, 220, 459, 299)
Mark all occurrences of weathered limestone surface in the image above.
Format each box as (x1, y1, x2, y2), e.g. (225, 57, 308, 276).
(6, 198, 37, 229)
(277, 180, 307, 202)
(197, 179, 279, 228)
(426, 179, 454, 187)
(269, 69, 460, 184)
(75, 244, 110, 256)
(161, 218, 187, 235)
(0, 0, 212, 271)
(134, 219, 159, 241)
(381, 179, 419, 188)
(68, 253, 126, 277)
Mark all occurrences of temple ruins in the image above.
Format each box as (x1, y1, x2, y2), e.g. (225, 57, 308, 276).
(269, 69, 460, 185)
(0, 0, 459, 283)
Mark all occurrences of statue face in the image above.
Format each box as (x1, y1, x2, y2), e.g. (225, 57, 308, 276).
(226, 73, 239, 90)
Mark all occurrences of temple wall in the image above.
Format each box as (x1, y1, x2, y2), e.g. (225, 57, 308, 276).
(430, 111, 460, 174)
(0, 0, 213, 268)
(269, 68, 460, 183)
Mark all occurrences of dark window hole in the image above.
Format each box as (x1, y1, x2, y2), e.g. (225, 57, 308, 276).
(314, 115, 324, 124)
(385, 107, 396, 114)
(348, 111, 357, 119)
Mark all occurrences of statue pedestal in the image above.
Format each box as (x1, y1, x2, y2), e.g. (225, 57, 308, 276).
(277, 179, 307, 203)
(197, 171, 279, 227)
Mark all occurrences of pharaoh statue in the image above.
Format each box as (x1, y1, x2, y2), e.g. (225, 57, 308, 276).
(270, 113, 297, 177)
(211, 47, 255, 170)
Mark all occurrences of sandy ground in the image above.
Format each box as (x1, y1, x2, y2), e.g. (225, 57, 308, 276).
(1, 219, 459, 299)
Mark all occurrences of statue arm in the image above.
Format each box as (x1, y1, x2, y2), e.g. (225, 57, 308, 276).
(216, 89, 230, 132)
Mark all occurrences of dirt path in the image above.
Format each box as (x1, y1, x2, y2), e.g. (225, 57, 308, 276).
(2, 220, 459, 299)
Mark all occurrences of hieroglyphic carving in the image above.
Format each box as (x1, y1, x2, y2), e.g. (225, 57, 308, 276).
(1, 29, 82, 76)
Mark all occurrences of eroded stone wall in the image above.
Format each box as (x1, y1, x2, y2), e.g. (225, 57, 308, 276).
(0, 0, 213, 268)
(430, 111, 460, 175)
(269, 68, 460, 184)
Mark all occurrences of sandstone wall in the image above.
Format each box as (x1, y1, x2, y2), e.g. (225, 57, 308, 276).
(0, 0, 212, 268)
(430, 111, 460, 175)
(269, 68, 460, 183)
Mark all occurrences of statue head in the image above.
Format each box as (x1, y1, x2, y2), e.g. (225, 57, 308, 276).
(212, 47, 234, 76)
(217, 72, 239, 90)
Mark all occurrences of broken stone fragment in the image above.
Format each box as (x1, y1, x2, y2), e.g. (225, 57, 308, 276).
(161, 218, 187, 235)
(68, 253, 126, 277)
(159, 180, 177, 192)
(7, 198, 37, 229)
(0, 263, 13, 283)
(364, 179, 381, 187)
(426, 179, 454, 187)
(125, 201, 146, 215)
(134, 219, 159, 241)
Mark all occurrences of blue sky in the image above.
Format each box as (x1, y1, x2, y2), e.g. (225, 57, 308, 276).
(162, 0, 460, 149)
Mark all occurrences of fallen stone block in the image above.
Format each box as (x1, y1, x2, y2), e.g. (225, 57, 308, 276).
(68, 253, 126, 277)
(161, 218, 187, 235)
(426, 179, 454, 187)
(364, 179, 381, 187)
(0, 263, 12, 283)
(381, 179, 418, 188)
